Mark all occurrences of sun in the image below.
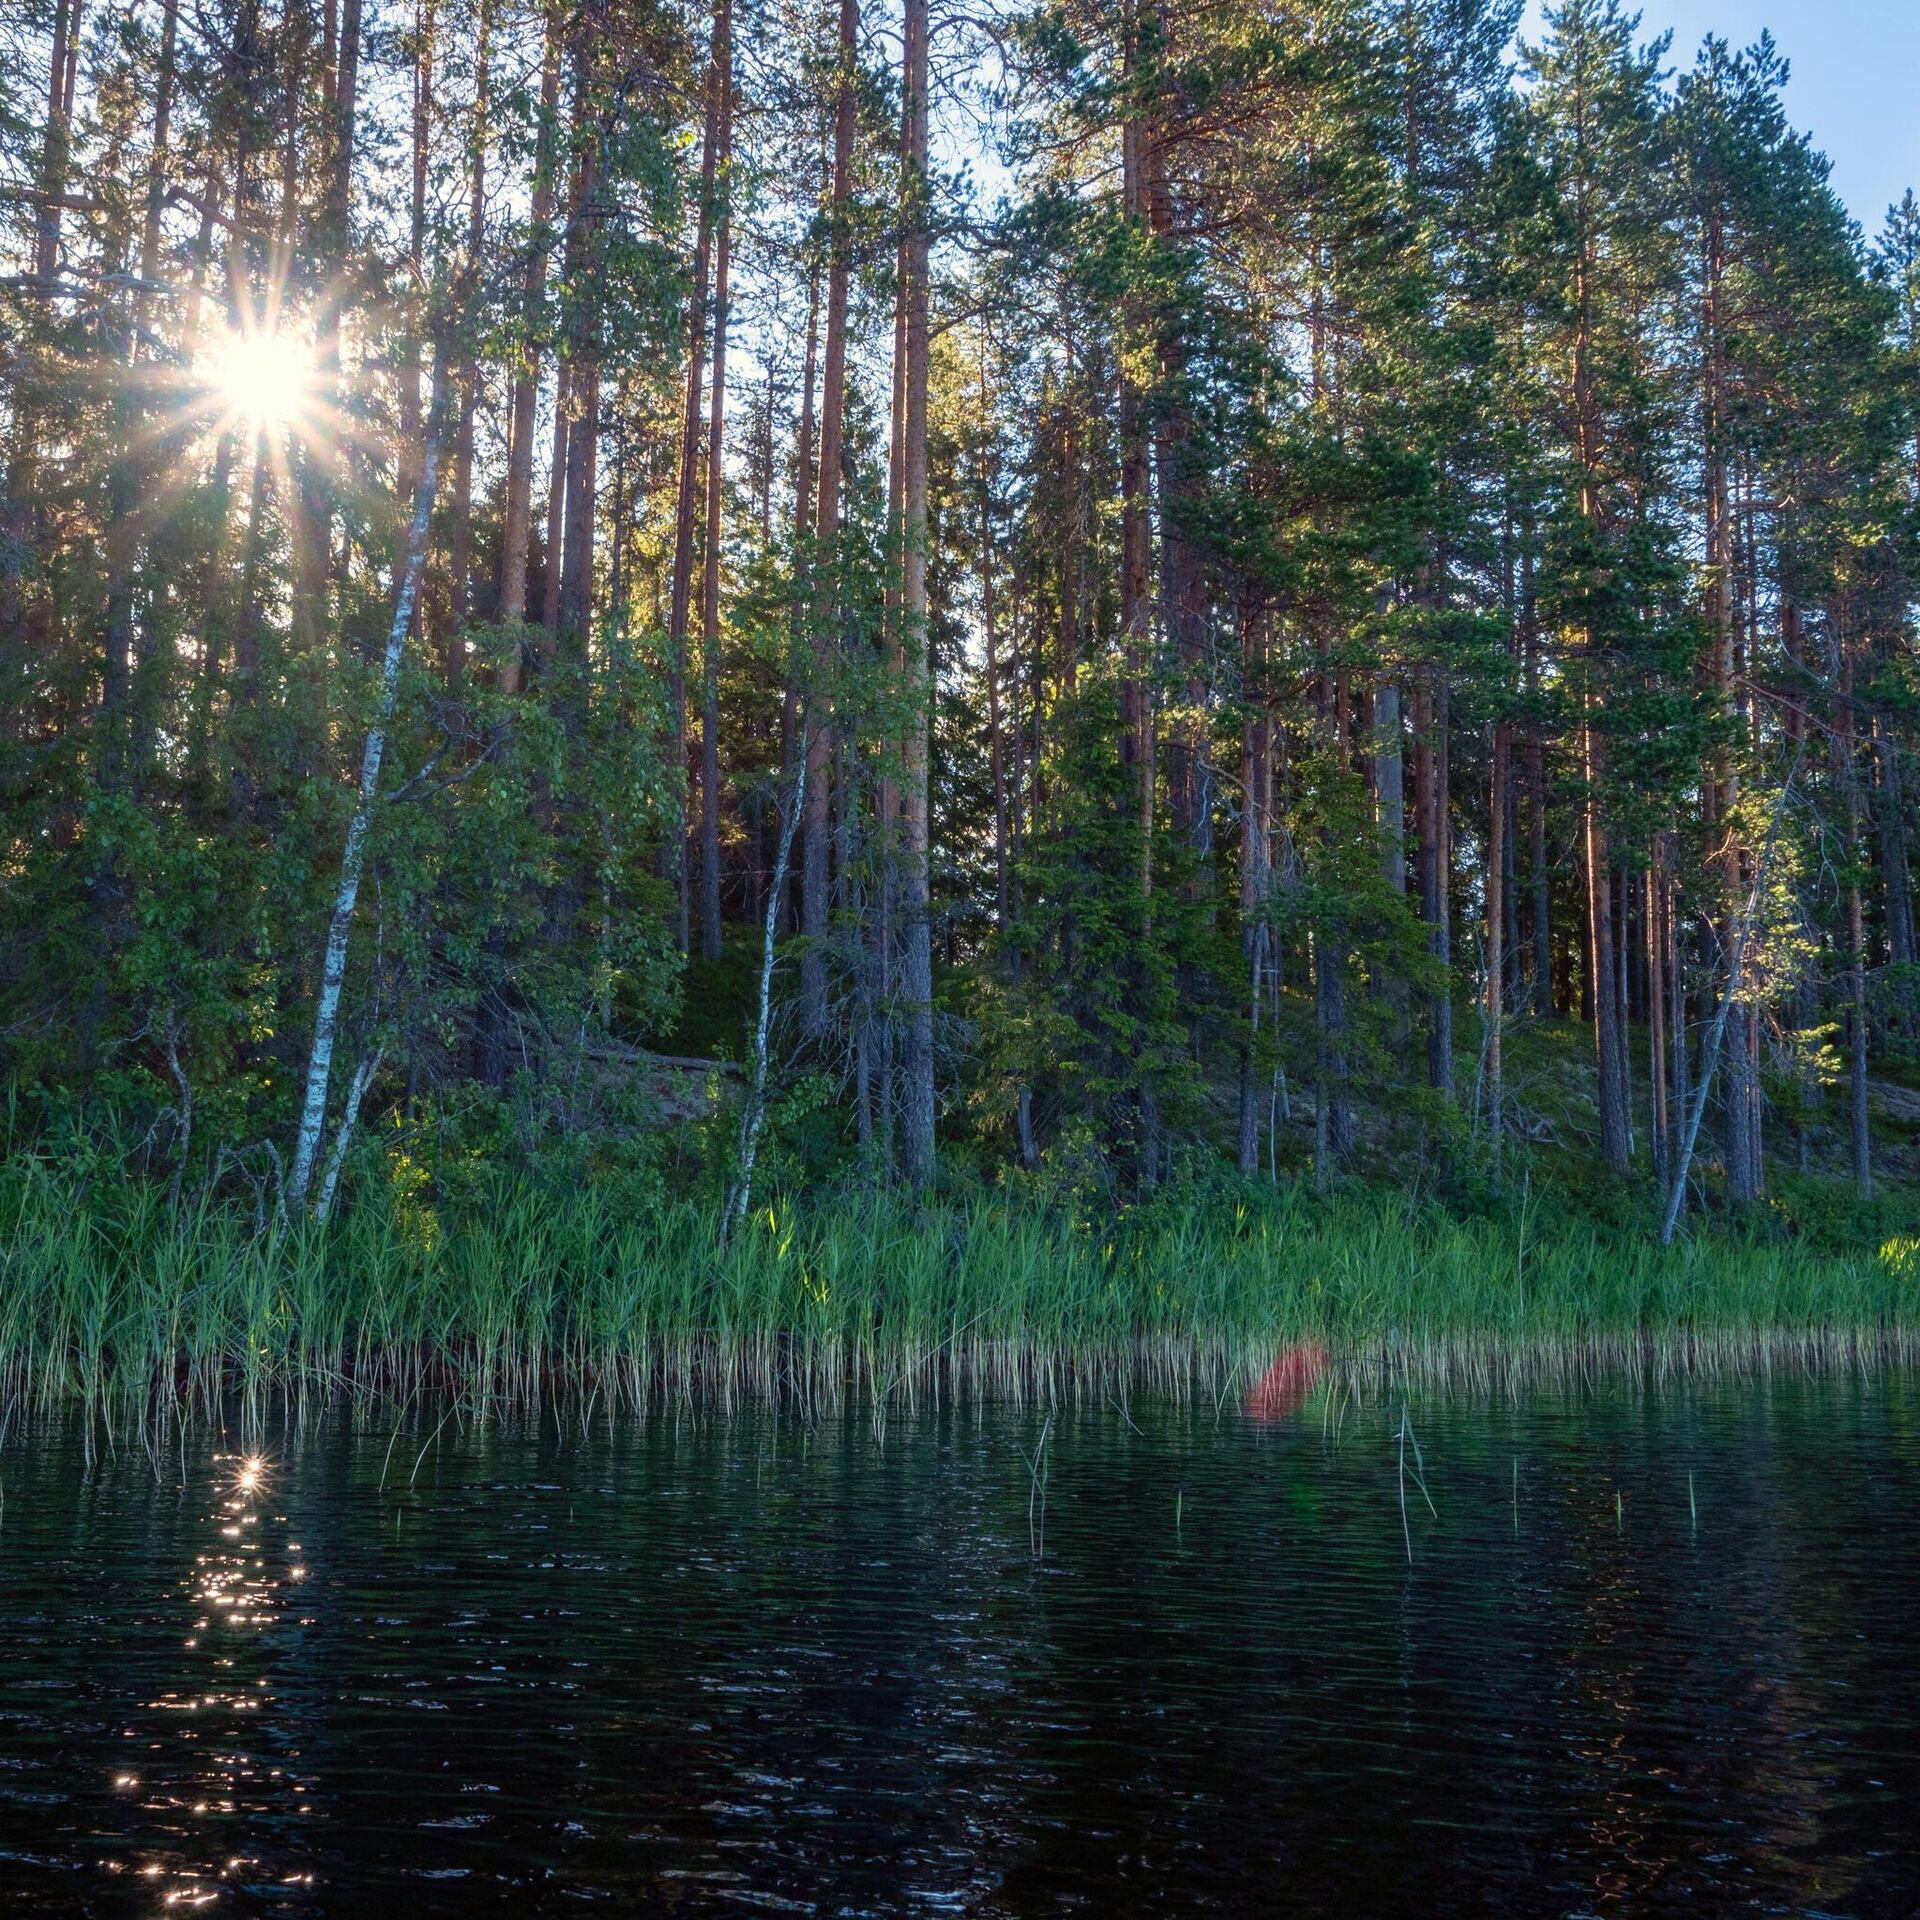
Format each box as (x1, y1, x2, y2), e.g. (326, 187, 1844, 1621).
(202, 324, 317, 434)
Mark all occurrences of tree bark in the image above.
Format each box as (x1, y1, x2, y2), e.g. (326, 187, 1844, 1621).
(1239, 605, 1273, 1175)
(978, 348, 1009, 933)
(1118, 19, 1153, 907)
(541, 358, 569, 642)
(1646, 845, 1670, 1190)
(554, 48, 599, 712)
(1375, 676, 1405, 895)
(893, 0, 935, 1184)
(698, 0, 734, 962)
(668, 0, 725, 955)
(1415, 667, 1454, 1093)
(445, 0, 491, 686)
(799, 0, 856, 1040)
(295, 0, 361, 693)
(396, 0, 433, 589)
(496, 7, 563, 667)
(32, 0, 83, 287)
(1487, 722, 1507, 1173)
(1585, 713, 1630, 1172)
(779, 236, 821, 936)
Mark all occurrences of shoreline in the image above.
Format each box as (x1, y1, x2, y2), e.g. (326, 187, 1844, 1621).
(5, 1324, 1913, 1426)
(5, 1162, 1913, 1414)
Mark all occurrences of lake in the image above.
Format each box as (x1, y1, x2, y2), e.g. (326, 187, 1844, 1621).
(1, 1371, 1915, 1915)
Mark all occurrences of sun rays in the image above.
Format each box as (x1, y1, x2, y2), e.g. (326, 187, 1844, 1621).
(195, 318, 326, 445)
(199, 324, 319, 438)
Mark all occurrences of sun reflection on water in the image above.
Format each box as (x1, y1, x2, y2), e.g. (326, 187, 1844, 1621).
(113, 1447, 319, 1908)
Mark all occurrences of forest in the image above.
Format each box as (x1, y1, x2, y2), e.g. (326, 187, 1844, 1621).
(4, 0, 1920, 1375)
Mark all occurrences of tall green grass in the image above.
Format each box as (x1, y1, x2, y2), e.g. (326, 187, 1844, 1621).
(1, 1156, 1912, 1418)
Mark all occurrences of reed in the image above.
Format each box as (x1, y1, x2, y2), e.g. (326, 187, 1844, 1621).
(0, 1157, 1912, 1421)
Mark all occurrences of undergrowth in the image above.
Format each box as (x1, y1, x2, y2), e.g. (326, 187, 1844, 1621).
(1, 1154, 1912, 1420)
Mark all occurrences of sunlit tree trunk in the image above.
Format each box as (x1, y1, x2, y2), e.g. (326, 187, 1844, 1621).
(102, 0, 178, 781)
(800, 0, 856, 1040)
(397, 0, 433, 590)
(779, 236, 821, 936)
(296, 0, 361, 698)
(446, 0, 491, 688)
(1702, 207, 1759, 1205)
(32, 0, 83, 287)
(496, 8, 563, 670)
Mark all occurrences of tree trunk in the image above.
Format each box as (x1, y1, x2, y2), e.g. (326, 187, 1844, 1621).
(1375, 676, 1405, 895)
(396, 0, 433, 588)
(296, 0, 361, 694)
(1701, 205, 1761, 1209)
(103, 0, 179, 781)
(1585, 714, 1630, 1172)
(1661, 756, 1800, 1242)
(554, 48, 599, 713)
(668, 0, 725, 955)
(1876, 713, 1916, 1037)
(496, 7, 563, 668)
(1145, 114, 1208, 868)
(1315, 933, 1352, 1179)
(1838, 620, 1874, 1202)
(698, 0, 734, 962)
(1487, 722, 1507, 1174)
(1646, 846, 1670, 1190)
(445, 0, 491, 686)
(1239, 606, 1273, 1176)
(726, 716, 808, 1238)
(895, 0, 934, 1185)
(1850, 877, 1873, 1202)
(32, 0, 83, 287)
(978, 352, 1009, 934)
(799, 0, 857, 1041)
(779, 237, 821, 937)
(1415, 668, 1454, 1093)
(541, 359, 570, 641)
(1615, 860, 1634, 1160)
(1118, 27, 1153, 907)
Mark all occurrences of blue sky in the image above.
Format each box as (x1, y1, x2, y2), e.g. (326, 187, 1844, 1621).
(1523, 0, 1918, 234)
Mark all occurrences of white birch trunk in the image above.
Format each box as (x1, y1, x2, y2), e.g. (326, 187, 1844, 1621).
(315, 1044, 385, 1225)
(288, 382, 448, 1212)
(1660, 751, 1801, 1244)
(725, 715, 809, 1239)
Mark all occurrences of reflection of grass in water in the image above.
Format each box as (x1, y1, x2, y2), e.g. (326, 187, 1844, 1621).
(0, 1159, 1913, 1419)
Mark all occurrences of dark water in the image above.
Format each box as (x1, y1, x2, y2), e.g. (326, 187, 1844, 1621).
(2, 1374, 1917, 1917)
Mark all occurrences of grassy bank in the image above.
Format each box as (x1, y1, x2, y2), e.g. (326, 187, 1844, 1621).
(2, 1156, 1914, 1418)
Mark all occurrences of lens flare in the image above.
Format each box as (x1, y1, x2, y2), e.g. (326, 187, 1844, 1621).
(201, 328, 315, 434)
